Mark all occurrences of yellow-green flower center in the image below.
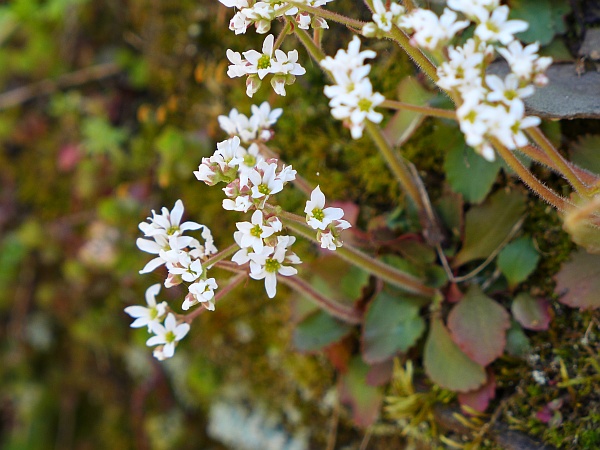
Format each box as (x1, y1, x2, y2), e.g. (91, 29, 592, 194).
(358, 98, 373, 112)
(165, 330, 176, 343)
(250, 224, 263, 237)
(257, 54, 271, 70)
(265, 258, 281, 273)
(312, 208, 325, 221)
(258, 184, 270, 195)
(167, 225, 179, 235)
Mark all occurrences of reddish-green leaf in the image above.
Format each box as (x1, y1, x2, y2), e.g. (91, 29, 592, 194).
(339, 356, 383, 427)
(554, 250, 600, 310)
(424, 318, 486, 393)
(362, 291, 425, 364)
(448, 285, 510, 366)
(453, 190, 526, 267)
(458, 372, 496, 413)
(511, 293, 552, 330)
(293, 310, 353, 352)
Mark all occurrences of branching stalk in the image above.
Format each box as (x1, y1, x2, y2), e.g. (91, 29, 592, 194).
(203, 243, 239, 268)
(288, 2, 367, 29)
(277, 210, 437, 297)
(491, 137, 570, 211)
(526, 127, 589, 195)
(381, 99, 456, 120)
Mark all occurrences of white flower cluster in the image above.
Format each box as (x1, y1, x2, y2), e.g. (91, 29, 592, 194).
(304, 186, 350, 250)
(398, 0, 551, 161)
(218, 101, 283, 144)
(227, 34, 306, 97)
(126, 200, 219, 359)
(321, 36, 385, 139)
(362, 0, 405, 38)
(219, 0, 331, 35)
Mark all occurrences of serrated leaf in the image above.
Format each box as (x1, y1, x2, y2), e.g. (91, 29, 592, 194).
(497, 236, 540, 288)
(444, 144, 501, 204)
(453, 189, 526, 267)
(362, 291, 425, 364)
(448, 285, 510, 366)
(554, 250, 600, 310)
(424, 318, 487, 393)
(569, 135, 600, 176)
(457, 372, 496, 413)
(505, 320, 531, 357)
(293, 310, 353, 352)
(339, 356, 383, 427)
(511, 293, 552, 331)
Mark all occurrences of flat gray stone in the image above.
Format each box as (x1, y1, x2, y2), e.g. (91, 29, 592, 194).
(489, 62, 600, 119)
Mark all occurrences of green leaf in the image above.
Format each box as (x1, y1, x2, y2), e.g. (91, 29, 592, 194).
(554, 250, 600, 310)
(362, 291, 425, 364)
(293, 310, 353, 352)
(424, 318, 487, 393)
(497, 236, 540, 288)
(510, 0, 555, 45)
(383, 77, 434, 146)
(505, 320, 532, 357)
(453, 189, 526, 267)
(339, 356, 383, 427)
(511, 293, 552, 331)
(444, 144, 501, 204)
(447, 285, 510, 366)
(435, 189, 464, 239)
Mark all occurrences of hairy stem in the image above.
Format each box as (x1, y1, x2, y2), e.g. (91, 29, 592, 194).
(526, 127, 589, 195)
(182, 273, 246, 323)
(365, 121, 424, 210)
(381, 99, 457, 120)
(288, 2, 367, 29)
(388, 24, 439, 84)
(273, 21, 292, 51)
(491, 137, 570, 211)
(216, 260, 362, 324)
(277, 210, 437, 297)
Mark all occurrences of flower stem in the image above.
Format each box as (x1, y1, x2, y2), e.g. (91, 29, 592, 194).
(288, 2, 367, 29)
(381, 99, 457, 120)
(365, 121, 424, 210)
(388, 24, 439, 84)
(526, 127, 590, 195)
(216, 260, 362, 324)
(278, 275, 363, 324)
(491, 137, 570, 211)
(182, 273, 246, 323)
(518, 144, 600, 187)
(203, 243, 238, 268)
(277, 210, 437, 297)
(273, 21, 292, 51)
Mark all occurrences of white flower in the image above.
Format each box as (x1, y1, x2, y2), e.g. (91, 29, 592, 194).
(248, 161, 284, 200)
(318, 219, 351, 250)
(139, 199, 202, 238)
(227, 49, 250, 78)
(235, 209, 277, 252)
(400, 8, 468, 50)
(305, 186, 345, 230)
(165, 251, 203, 283)
(270, 49, 306, 96)
(243, 34, 276, 79)
(485, 74, 534, 105)
(137, 234, 194, 274)
(147, 313, 190, 359)
(249, 241, 299, 298)
(321, 36, 376, 74)
(124, 284, 168, 331)
(184, 278, 219, 311)
(474, 5, 527, 45)
(498, 41, 552, 81)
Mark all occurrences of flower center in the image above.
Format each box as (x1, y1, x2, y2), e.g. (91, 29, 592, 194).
(358, 98, 373, 112)
(250, 224, 263, 237)
(258, 183, 270, 195)
(312, 208, 325, 221)
(167, 225, 179, 235)
(257, 54, 272, 70)
(150, 307, 159, 320)
(265, 258, 281, 273)
(165, 330, 176, 343)
(244, 154, 257, 167)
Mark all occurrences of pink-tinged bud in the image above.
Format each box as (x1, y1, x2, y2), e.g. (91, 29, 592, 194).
(165, 273, 183, 288)
(533, 73, 549, 87)
(194, 158, 218, 186)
